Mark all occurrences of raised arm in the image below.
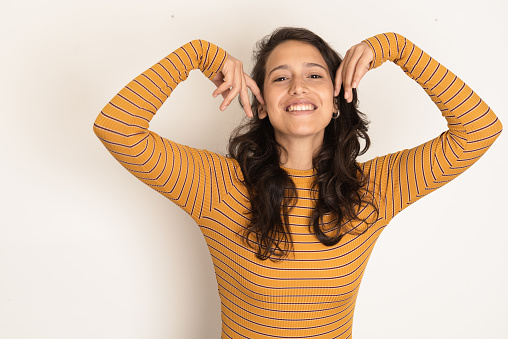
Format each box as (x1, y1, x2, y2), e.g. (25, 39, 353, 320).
(93, 40, 232, 221)
(346, 33, 502, 221)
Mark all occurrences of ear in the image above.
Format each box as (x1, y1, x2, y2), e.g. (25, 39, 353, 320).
(258, 104, 268, 119)
(333, 97, 339, 113)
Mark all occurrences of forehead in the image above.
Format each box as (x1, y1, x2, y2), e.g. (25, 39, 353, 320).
(265, 40, 328, 71)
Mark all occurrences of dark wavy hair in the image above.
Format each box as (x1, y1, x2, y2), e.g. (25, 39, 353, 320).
(228, 27, 377, 260)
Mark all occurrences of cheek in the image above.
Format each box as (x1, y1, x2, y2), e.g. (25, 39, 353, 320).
(264, 90, 282, 111)
(325, 86, 336, 106)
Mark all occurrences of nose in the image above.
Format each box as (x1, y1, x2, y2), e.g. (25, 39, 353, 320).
(289, 77, 308, 95)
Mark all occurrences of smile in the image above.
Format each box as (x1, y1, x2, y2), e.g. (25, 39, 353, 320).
(285, 104, 317, 112)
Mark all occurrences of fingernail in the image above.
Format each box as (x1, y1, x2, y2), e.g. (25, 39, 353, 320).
(344, 91, 349, 99)
(352, 81, 357, 88)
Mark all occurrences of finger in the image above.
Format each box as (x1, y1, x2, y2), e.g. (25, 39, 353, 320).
(212, 77, 230, 99)
(211, 78, 224, 92)
(340, 49, 354, 101)
(245, 75, 264, 105)
(211, 71, 224, 86)
(343, 46, 363, 102)
(350, 48, 373, 90)
(213, 80, 233, 99)
(219, 64, 243, 111)
(239, 75, 253, 118)
(334, 62, 343, 97)
(211, 77, 223, 89)
(219, 85, 238, 111)
(211, 70, 227, 97)
(352, 55, 370, 88)
(219, 88, 231, 99)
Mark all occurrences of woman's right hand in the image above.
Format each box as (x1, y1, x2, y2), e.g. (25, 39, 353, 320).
(211, 54, 264, 118)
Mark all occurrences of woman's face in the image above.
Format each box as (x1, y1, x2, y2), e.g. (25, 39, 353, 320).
(261, 40, 335, 147)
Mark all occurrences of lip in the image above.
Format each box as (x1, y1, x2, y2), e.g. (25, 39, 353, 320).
(284, 99, 318, 112)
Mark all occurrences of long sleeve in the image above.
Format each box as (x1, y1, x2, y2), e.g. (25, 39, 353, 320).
(361, 32, 502, 222)
(93, 40, 233, 222)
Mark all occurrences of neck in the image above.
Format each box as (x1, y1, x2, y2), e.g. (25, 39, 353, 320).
(276, 135, 323, 170)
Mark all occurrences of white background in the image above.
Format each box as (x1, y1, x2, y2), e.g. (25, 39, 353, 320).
(1, 0, 507, 338)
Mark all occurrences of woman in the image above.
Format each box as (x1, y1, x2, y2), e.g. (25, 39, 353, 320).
(94, 28, 501, 338)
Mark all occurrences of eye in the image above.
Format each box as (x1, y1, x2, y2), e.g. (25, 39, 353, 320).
(274, 76, 287, 82)
(309, 74, 322, 79)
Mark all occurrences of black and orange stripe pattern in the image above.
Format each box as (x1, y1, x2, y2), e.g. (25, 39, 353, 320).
(94, 34, 501, 338)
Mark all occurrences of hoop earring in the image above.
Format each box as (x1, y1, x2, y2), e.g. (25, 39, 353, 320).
(332, 98, 339, 119)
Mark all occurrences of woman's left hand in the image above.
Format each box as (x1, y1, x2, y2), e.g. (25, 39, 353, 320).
(334, 41, 373, 103)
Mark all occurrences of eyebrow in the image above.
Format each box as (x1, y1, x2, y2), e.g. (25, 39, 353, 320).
(268, 62, 328, 76)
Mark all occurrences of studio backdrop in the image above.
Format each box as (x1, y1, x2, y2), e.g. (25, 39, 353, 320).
(1, 0, 506, 338)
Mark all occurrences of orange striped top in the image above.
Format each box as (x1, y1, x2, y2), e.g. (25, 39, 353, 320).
(93, 33, 502, 338)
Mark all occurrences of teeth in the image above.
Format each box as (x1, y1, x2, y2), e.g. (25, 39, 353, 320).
(287, 104, 315, 112)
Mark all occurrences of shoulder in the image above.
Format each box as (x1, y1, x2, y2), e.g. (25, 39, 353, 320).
(196, 147, 245, 185)
(357, 153, 397, 184)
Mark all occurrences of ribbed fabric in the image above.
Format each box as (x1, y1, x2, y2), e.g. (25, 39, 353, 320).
(93, 34, 502, 338)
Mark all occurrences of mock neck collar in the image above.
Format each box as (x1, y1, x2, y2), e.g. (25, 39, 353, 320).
(281, 166, 316, 185)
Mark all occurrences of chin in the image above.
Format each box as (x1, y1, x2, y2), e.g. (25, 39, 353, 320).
(285, 127, 326, 140)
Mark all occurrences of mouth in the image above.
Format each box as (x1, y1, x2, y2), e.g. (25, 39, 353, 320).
(285, 103, 317, 112)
